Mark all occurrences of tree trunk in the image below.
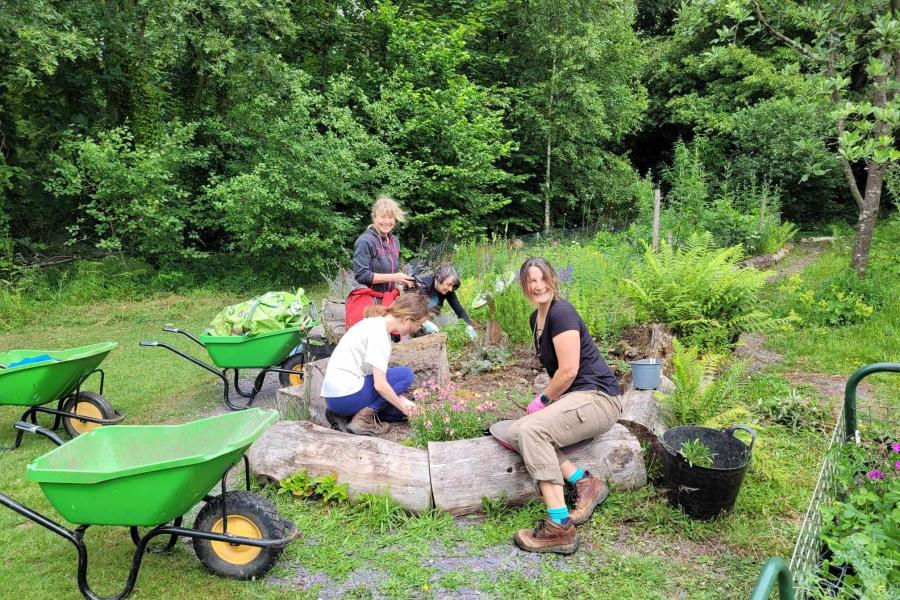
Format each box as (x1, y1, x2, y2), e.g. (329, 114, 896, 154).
(248, 421, 433, 512)
(543, 54, 556, 234)
(851, 164, 887, 278)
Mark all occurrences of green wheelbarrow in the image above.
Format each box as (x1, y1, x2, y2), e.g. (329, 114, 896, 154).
(0, 408, 298, 600)
(0, 342, 125, 450)
(141, 325, 308, 411)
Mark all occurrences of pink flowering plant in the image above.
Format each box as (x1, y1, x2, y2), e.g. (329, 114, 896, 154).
(818, 432, 900, 595)
(408, 380, 499, 446)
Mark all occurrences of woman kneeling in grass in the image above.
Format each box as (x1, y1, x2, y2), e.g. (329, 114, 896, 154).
(506, 257, 623, 554)
(321, 293, 429, 436)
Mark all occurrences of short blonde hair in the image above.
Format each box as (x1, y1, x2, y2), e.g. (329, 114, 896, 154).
(371, 195, 406, 224)
(518, 257, 561, 302)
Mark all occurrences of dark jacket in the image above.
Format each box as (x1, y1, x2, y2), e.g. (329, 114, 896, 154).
(418, 275, 473, 326)
(353, 226, 400, 294)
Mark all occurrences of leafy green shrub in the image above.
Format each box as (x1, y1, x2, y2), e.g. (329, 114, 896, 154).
(45, 123, 208, 261)
(818, 436, 900, 598)
(666, 340, 746, 425)
(775, 273, 875, 327)
(279, 470, 349, 505)
(623, 233, 786, 348)
(458, 345, 513, 376)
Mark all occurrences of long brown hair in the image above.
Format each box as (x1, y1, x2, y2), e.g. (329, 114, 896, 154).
(364, 292, 429, 320)
(518, 257, 561, 302)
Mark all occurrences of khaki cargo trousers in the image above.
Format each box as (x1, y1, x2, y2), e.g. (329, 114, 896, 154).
(504, 389, 623, 486)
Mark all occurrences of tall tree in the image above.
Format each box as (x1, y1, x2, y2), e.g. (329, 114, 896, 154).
(503, 0, 646, 232)
(722, 0, 899, 278)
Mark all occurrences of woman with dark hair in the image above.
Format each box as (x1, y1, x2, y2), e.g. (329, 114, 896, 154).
(416, 265, 477, 339)
(505, 257, 622, 554)
(322, 293, 429, 436)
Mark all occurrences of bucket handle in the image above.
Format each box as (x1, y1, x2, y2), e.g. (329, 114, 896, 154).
(726, 425, 756, 453)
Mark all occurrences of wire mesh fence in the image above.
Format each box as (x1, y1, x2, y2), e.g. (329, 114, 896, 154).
(787, 375, 899, 598)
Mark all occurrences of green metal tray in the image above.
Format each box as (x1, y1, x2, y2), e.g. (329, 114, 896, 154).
(199, 327, 302, 369)
(26, 408, 278, 526)
(0, 342, 118, 407)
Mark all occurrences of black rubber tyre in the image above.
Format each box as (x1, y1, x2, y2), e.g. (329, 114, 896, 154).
(278, 353, 305, 388)
(193, 491, 290, 579)
(62, 391, 115, 437)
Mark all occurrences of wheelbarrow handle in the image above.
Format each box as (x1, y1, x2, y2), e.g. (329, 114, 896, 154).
(726, 425, 756, 453)
(139, 341, 158, 347)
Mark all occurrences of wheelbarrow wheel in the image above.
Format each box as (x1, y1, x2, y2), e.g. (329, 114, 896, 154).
(62, 391, 115, 437)
(193, 491, 289, 579)
(278, 353, 305, 388)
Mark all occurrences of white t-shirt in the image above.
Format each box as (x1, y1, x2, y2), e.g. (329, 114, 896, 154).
(320, 316, 392, 398)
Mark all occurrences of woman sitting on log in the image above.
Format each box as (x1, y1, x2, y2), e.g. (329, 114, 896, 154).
(415, 265, 477, 340)
(505, 257, 623, 554)
(321, 293, 429, 436)
(346, 195, 416, 330)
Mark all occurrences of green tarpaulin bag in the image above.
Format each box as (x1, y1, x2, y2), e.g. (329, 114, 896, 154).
(204, 289, 315, 337)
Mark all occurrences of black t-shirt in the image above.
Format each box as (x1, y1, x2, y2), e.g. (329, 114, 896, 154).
(530, 299, 621, 397)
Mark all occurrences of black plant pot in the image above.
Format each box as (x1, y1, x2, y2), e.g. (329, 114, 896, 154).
(660, 424, 755, 520)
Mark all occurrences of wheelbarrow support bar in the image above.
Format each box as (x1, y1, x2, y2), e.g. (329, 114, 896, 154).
(0, 490, 298, 600)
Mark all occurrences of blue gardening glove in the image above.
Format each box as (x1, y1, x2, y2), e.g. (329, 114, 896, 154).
(422, 320, 440, 334)
(465, 324, 477, 340)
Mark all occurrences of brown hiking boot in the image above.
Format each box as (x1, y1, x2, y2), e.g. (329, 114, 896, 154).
(568, 472, 609, 525)
(348, 409, 389, 436)
(513, 518, 579, 554)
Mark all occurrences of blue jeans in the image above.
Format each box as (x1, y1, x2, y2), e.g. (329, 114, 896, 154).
(324, 367, 414, 422)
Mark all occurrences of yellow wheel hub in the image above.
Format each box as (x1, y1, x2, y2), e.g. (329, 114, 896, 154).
(211, 515, 262, 565)
(68, 402, 103, 435)
(288, 366, 304, 387)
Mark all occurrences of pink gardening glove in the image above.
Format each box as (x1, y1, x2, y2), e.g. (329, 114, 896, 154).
(527, 394, 547, 414)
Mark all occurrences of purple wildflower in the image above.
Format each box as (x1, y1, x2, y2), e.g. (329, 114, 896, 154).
(558, 265, 574, 284)
(895, 461, 900, 471)
(891, 442, 900, 453)
(867, 469, 885, 480)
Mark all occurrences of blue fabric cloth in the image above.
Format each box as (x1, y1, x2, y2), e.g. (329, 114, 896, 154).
(5, 354, 57, 369)
(567, 467, 585, 485)
(324, 367, 414, 422)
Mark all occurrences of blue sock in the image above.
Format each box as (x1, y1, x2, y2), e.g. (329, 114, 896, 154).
(547, 505, 570, 525)
(567, 467, 585, 485)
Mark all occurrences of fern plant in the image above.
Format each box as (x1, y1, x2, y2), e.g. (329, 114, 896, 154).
(623, 232, 785, 348)
(667, 339, 746, 425)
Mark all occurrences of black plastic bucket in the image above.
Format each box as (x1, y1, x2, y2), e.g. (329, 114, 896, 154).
(661, 425, 755, 519)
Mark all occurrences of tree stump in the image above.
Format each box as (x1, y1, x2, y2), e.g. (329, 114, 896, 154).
(248, 421, 433, 512)
(276, 333, 451, 426)
(617, 323, 675, 377)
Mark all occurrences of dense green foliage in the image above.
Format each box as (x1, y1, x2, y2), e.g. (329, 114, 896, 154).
(3, 0, 896, 284)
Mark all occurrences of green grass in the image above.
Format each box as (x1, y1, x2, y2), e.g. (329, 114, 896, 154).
(760, 217, 900, 398)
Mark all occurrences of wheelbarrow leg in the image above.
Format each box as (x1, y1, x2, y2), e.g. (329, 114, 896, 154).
(226, 369, 266, 410)
(1, 421, 65, 451)
(129, 516, 183, 553)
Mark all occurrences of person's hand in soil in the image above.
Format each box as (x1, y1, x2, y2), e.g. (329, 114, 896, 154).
(397, 396, 416, 415)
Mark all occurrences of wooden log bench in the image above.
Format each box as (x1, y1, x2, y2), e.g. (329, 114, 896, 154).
(250, 379, 670, 515)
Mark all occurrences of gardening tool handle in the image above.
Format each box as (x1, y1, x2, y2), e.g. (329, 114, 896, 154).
(726, 425, 756, 453)
(139, 340, 158, 346)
